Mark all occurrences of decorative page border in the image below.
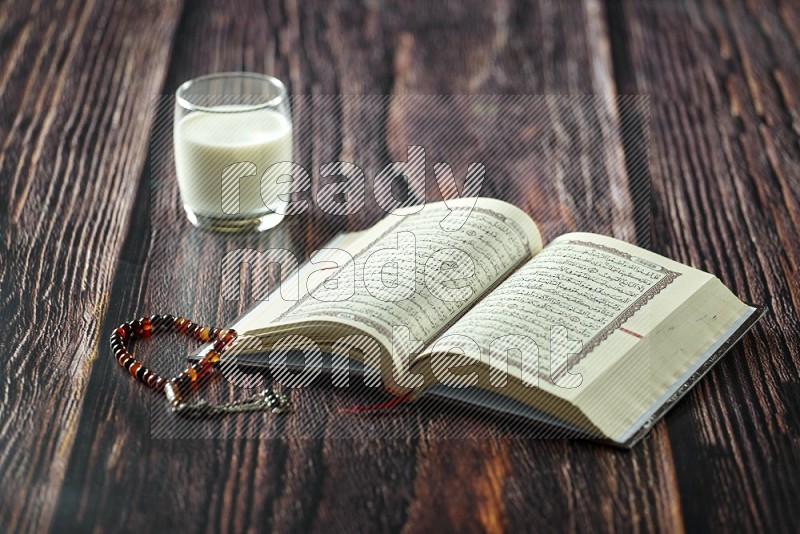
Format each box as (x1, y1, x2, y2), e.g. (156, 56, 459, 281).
(550, 240, 681, 380)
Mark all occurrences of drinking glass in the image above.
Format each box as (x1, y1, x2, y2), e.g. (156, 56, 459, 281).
(174, 73, 292, 232)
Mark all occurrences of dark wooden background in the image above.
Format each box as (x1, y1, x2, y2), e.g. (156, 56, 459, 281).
(1, 0, 799, 532)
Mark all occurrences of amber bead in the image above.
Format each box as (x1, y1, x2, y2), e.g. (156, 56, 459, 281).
(196, 358, 214, 375)
(141, 318, 152, 338)
(204, 350, 220, 365)
(150, 314, 169, 331)
(196, 326, 208, 342)
(157, 315, 174, 330)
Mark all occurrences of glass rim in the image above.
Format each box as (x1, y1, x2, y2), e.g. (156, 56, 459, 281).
(175, 72, 288, 113)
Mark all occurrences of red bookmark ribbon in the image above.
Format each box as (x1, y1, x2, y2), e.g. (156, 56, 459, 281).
(339, 391, 414, 414)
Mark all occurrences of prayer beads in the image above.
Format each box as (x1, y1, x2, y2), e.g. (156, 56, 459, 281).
(108, 314, 237, 407)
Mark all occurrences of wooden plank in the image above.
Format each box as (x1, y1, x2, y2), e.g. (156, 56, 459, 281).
(614, 0, 800, 531)
(0, 0, 183, 532)
(52, 1, 335, 531)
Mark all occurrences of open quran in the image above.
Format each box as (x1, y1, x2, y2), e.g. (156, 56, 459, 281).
(194, 198, 763, 447)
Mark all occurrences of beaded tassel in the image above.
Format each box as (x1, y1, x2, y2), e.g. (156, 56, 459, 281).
(108, 315, 237, 407)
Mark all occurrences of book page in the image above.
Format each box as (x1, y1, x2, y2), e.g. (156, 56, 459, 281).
(228, 227, 378, 336)
(248, 199, 543, 357)
(417, 233, 715, 400)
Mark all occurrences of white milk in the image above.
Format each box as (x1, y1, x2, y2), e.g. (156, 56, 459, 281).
(174, 107, 293, 217)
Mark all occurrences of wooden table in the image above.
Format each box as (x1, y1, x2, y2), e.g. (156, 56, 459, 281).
(1, 0, 798, 532)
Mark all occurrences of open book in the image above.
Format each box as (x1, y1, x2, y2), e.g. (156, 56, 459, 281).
(196, 198, 763, 447)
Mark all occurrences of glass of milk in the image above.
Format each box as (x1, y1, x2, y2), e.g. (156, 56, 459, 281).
(174, 73, 292, 232)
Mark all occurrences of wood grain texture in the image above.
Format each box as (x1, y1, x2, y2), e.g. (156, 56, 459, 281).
(0, 0, 797, 532)
(0, 0, 183, 532)
(612, 0, 800, 531)
(51, 1, 676, 533)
